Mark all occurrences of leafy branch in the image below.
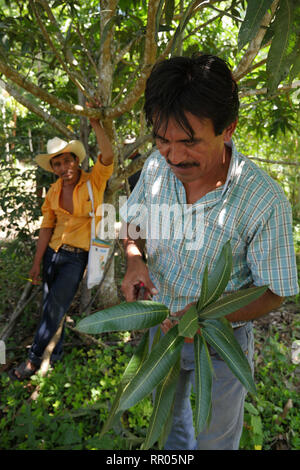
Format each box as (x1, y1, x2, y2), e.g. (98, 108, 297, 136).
(76, 241, 267, 449)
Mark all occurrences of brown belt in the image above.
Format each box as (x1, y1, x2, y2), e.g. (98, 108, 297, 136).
(60, 244, 87, 254)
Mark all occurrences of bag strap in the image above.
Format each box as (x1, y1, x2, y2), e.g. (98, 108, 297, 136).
(87, 180, 96, 240)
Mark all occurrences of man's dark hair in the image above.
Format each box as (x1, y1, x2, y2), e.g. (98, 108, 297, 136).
(144, 54, 239, 137)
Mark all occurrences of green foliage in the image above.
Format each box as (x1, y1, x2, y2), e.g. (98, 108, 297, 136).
(0, 161, 43, 241)
(0, 345, 139, 450)
(0, 240, 35, 322)
(266, 0, 300, 93)
(240, 327, 300, 450)
(0, 237, 299, 450)
(238, 0, 300, 93)
(238, 0, 274, 50)
(76, 241, 267, 448)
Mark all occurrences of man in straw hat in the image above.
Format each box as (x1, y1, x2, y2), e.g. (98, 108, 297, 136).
(9, 109, 114, 381)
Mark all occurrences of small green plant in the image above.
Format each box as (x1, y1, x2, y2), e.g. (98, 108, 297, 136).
(76, 241, 267, 449)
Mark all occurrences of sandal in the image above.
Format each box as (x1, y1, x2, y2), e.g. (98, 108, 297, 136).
(8, 361, 37, 382)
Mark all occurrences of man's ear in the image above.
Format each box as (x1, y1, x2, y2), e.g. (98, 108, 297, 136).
(223, 119, 238, 142)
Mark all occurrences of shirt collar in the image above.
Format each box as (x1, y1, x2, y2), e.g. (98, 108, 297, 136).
(221, 139, 239, 196)
(52, 169, 88, 192)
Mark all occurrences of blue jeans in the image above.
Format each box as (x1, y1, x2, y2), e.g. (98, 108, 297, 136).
(151, 322, 254, 450)
(28, 246, 88, 367)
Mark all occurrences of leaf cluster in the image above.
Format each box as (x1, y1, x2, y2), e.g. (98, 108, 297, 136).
(238, 0, 300, 92)
(76, 241, 267, 449)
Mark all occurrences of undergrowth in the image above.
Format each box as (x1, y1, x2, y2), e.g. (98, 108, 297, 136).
(0, 239, 299, 450)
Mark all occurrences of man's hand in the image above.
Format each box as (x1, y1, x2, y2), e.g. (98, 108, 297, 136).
(161, 302, 196, 334)
(86, 100, 114, 166)
(29, 262, 41, 285)
(86, 100, 103, 129)
(121, 257, 158, 302)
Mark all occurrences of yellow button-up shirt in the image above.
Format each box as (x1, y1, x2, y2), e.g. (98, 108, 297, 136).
(40, 156, 113, 252)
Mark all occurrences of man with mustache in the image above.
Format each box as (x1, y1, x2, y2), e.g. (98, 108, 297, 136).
(120, 54, 299, 449)
(9, 107, 114, 381)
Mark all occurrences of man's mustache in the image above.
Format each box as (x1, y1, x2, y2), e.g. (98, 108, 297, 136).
(166, 159, 200, 168)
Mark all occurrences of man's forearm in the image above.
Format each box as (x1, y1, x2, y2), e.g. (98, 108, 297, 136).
(226, 288, 284, 323)
(121, 223, 145, 262)
(93, 122, 114, 166)
(33, 227, 53, 266)
(123, 236, 145, 264)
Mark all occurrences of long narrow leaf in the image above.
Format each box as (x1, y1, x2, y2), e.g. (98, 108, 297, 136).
(238, 0, 274, 50)
(196, 264, 208, 311)
(142, 357, 180, 450)
(201, 240, 233, 310)
(117, 325, 184, 411)
(76, 301, 169, 334)
(178, 305, 198, 338)
(194, 334, 213, 434)
(157, 392, 176, 450)
(198, 286, 268, 321)
(202, 319, 256, 395)
(99, 331, 150, 438)
(171, 2, 194, 54)
(266, 0, 297, 92)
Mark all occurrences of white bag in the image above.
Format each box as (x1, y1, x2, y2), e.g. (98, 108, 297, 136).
(86, 180, 111, 289)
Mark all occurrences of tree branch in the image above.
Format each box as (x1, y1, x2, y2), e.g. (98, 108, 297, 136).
(240, 80, 300, 98)
(30, 0, 96, 102)
(0, 78, 76, 139)
(248, 156, 300, 166)
(0, 57, 106, 119)
(233, 0, 280, 81)
(107, 0, 160, 119)
(113, 33, 143, 67)
(98, 0, 118, 102)
(144, 0, 160, 65)
(106, 148, 153, 198)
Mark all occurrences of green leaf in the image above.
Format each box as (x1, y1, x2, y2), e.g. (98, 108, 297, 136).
(194, 335, 213, 434)
(238, 0, 274, 50)
(142, 356, 180, 450)
(157, 394, 176, 450)
(76, 301, 169, 334)
(117, 325, 184, 411)
(178, 304, 198, 338)
(266, 0, 299, 92)
(198, 286, 268, 321)
(200, 240, 233, 310)
(165, 0, 175, 26)
(171, 2, 194, 54)
(202, 319, 256, 395)
(99, 330, 150, 438)
(290, 47, 300, 81)
(196, 264, 208, 311)
(251, 415, 263, 443)
(155, 0, 165, 38)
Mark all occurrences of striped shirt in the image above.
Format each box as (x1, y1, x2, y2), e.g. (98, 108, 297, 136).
(120, 140, 299, 315)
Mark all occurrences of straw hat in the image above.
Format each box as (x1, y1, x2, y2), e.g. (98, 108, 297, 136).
(35, 137, 86, 173)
